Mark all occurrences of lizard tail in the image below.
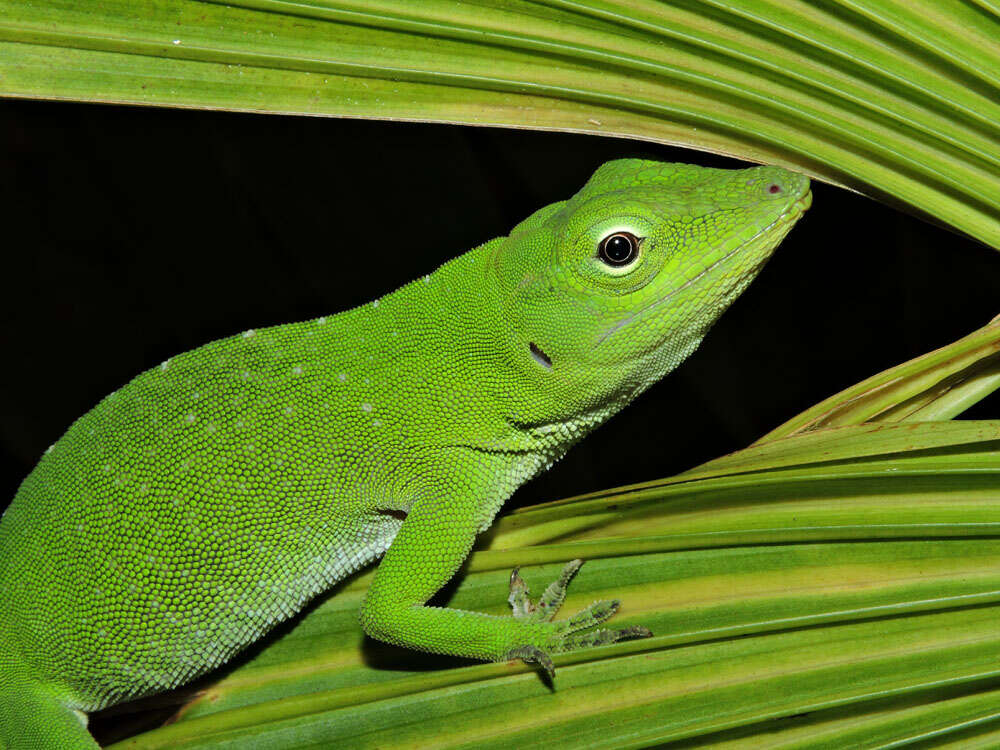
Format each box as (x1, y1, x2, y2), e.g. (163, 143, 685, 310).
(0, 648, 99, 750)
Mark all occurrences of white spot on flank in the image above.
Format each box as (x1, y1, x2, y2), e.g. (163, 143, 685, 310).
(318, 316, 327, 324)
(291, 366, 303, 375)
(185, 414, 196, 424)
(284, 407, 294, 415)
(242, 329, 256, 339)
(160, 360, 170, 371)
(372, 299, 380, 308)
(361, 403, 373, 413)
(338, 373, 347, 382)
(45, 445, 54, 455)
(423, 274, 430, 283)
(172, 39, 181, 45)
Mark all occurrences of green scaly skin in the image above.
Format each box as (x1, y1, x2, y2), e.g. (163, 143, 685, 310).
(0, 160, 810, 748)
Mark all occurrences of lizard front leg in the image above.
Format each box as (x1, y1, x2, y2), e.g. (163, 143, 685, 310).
(358, 486, 650, 676)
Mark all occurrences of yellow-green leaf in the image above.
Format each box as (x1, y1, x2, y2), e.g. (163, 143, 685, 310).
(1, 0, 998, 247)
(759, 314, 1000, 442)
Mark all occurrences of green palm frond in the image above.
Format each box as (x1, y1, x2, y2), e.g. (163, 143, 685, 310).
(2, 1, 999, 246)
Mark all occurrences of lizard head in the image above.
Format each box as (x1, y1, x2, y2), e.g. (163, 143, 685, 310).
(491, 159, 811, 432)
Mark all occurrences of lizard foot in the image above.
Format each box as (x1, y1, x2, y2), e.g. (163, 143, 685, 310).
(505, 559, 652, 677)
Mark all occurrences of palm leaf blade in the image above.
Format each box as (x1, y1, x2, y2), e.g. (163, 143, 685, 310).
(1, 0, 998, 245)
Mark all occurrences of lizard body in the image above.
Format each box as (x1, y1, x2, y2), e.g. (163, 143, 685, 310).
(0, 160, 810, 748)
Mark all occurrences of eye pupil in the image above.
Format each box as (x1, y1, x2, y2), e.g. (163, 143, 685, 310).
(599, 232, 639, 266)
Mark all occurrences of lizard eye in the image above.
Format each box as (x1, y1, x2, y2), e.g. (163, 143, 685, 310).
(598, 232, 640, 267)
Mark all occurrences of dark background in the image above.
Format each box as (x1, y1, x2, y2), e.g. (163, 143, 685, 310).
(1, 98, 997, 517)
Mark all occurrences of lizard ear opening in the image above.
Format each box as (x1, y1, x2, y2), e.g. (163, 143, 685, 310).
(529, 342, 553, 370)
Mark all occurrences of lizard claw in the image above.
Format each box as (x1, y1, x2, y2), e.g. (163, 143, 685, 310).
(504, 644, 555, 680)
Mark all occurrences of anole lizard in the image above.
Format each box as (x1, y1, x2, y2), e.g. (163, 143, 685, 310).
(0, 159, 810, 748)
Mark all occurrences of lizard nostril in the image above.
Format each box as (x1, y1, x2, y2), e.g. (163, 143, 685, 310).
(768, 183, 782, 194)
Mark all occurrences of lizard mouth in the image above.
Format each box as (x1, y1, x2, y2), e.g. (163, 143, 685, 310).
(596, 189, 812, 347)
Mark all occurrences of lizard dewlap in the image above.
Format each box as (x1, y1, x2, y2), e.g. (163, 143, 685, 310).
(0, 159, 810, 748)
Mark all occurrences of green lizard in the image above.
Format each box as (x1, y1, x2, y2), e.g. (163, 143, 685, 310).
(0, 159, 810, 749)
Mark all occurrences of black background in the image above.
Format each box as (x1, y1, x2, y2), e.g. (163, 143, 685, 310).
(1, 98, 997, 518)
